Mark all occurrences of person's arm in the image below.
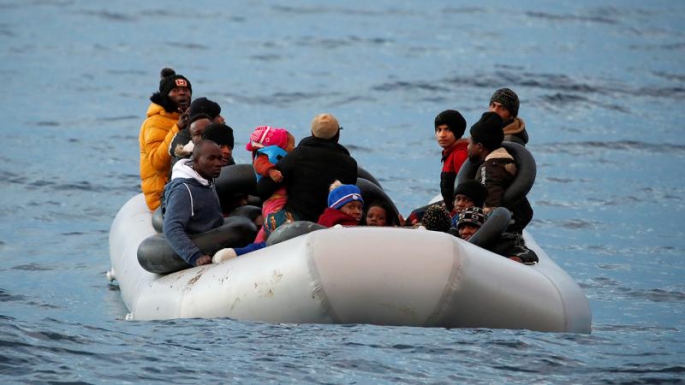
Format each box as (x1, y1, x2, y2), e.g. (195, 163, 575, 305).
(254, 154, 282, 182)
(162, 184, 206, 266)
(256, 150, 295, 200)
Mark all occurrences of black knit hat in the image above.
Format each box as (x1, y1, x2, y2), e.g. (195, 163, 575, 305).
(454, 180, 488, 208)
(490, 88, 519, 118)
(159, 68, 192, 96)
(434, 109, 467, 138)
(202, 123, 234, 149)
(469, 112, 504, 151)
(188, 97, 221, 121)
(421, 205, 452, 233)
(457, 207, 487, 229)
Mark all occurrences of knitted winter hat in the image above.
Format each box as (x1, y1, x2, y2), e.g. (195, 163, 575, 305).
(311, 113, 340, 140)
(434, 109, 467, 138)
(469, 112, 504, 151)
(457, 207, 487, 229)
(328, 180, 364, 210)
(490, 88, 519, 118)
(202, 123, 234, 149)
(188, 97, 220, 121)
(453, 180, 488, 208)
(421, 205, 452, 233)
(245, 126, 289, 152)
(159, 67, 192, 96)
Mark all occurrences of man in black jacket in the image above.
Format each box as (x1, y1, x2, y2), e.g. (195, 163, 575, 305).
(257, 113, 358, 223)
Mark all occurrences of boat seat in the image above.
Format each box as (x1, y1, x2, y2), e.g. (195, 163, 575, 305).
(356, 177, 400, 224)
(468, 207, 511, 249)
(137, 216, 257, 274)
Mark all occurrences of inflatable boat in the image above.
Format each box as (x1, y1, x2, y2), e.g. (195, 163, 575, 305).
(108, 142, 591, 333)
(108, 191, 591, 333)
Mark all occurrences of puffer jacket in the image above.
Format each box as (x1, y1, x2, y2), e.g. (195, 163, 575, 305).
(139, 102, 181, 210)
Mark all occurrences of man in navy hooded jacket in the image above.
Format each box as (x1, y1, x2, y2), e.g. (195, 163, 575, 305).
(163, 140, 224, 266)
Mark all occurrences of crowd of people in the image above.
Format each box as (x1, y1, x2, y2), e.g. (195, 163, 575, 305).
(139, 67, 538, 268)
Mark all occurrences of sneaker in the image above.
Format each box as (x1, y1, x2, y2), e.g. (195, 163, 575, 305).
(212, 248, 237, 263)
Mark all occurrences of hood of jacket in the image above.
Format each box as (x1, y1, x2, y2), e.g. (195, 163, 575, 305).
(171, 158, 211, 186)
(503, 117, 525, 135)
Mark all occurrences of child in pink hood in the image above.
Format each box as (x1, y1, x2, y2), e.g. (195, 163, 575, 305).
(246, 126, 296, 242)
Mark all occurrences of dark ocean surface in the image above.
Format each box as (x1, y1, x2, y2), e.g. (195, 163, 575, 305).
(1, 0, 684, 383)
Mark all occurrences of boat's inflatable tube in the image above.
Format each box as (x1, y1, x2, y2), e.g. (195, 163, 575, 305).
(456, 142, 536, 207)
(229, 204, 263, 224)
(215, 164, 381, 196)
(152, 207, 163, 233)
(357, 166, 382, 188)
(468, 207, 511, 249)
(110, 194, 591, 333)
(266, 221, 325, 246)
(215, 164, 257, 197)
(356, 178, 400, 221)
(137, 216, 257, 275)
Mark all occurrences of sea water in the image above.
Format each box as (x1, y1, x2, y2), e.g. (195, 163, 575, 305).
(1, 0, 684, 383)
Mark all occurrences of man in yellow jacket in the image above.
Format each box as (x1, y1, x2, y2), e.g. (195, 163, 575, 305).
(139, 68, 192, 211)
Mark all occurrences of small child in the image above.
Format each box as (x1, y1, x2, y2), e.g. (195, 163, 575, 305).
(245, 126, 296, 242)
(456, 206, 487, 241)
(317, 181, 364, 228)
(362, 201, 391, 226)
(450, 180, 488, 227)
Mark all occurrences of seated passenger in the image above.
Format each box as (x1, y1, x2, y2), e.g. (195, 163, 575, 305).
(456, 207, 487, 241)
(163, 140, 224, 267)
(212, 180, 364, 263)
(170, 114, 212, 168)
(362, 200, 396, 227)
(488, 88, 529, 146)
(467, 112, 533, 232)
(139, 68, 192, 211)
(317, 181, 364, 228)
(419, 205, 452, 233)
(202, 123, 235, 166)
(169, 96, 225, 163)
(256, 113, 358, 225)
(450, 179, 488, 227)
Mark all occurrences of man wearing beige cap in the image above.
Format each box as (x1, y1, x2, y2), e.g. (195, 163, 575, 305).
(257, 113, 358, 224)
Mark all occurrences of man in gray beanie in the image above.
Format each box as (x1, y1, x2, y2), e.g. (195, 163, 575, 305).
(489, 88, 529, 146)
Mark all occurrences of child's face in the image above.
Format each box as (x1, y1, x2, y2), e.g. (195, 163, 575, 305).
(458, 224, 480, 241)
(435, 125, 457, 149)
(453, 194, 475, 214)
(340, 201, 364, 223)
(365, 206, 387, 226)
